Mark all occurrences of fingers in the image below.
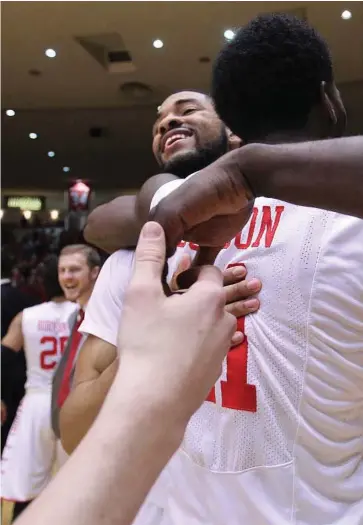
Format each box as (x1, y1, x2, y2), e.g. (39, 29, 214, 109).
(191, 265, 224, 289)
(231, 330, 244, 347)
(225, 277, 262, 304)
(223, 264, 247, 285)
(225, 297, 260, 317)
(131, 222, 166, 293)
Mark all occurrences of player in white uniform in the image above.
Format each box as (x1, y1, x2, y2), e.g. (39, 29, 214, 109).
(1, 256, 77, 519)
(64, 14, 362, 525)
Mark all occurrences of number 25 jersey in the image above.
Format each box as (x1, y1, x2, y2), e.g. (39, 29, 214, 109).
(151, 182, 363, 525)
(22, 300, 77, 391)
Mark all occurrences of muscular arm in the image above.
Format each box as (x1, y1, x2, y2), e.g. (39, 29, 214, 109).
(1, 312, 24, 352)
(59, 335, 118, 454)
(84, 173, 179, 253)
(151, 136, 363, 254)
(243, 136, 363, 218)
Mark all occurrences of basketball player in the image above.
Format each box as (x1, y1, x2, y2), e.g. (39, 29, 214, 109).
(59, 93, 262, 453)
(15, 221, 237, 525)
(1, 256, 77, 520)
(67, 14, 362, 525)
(51, 244, 101, 438)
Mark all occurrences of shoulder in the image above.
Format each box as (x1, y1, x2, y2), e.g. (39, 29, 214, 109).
(101, 249, 135, 280)
(310, 213, 363, 335)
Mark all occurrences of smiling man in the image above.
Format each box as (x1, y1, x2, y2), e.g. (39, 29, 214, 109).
(51, 245, 100, 438)
(84, 90, 241, 254)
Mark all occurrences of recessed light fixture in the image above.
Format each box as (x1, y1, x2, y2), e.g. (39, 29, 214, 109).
(6, 109, 15, 117)
(23, 210, 32, 220)
(63, 166, 70, 173)
(50, 209, 59, 221)
(29, 133, 38, 139)
(153, 39, 164, 49)
(45, 48, 57, 58)
(48, 151, 55, 158)
(341, 10, 352, 19)
(224, 29, 235, 41)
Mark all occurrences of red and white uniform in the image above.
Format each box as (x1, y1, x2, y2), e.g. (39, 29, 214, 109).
(81, 178, 363, 525)
(1, 300, 77, 501)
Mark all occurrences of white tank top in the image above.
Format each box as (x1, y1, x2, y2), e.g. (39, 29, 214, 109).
(150, 180, 363, 525)
(22, 300, 78, 391)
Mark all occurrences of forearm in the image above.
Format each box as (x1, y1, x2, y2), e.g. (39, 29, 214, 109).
(59, 360, 118, 454)
(85, 174, 179, 253)
(17, 385, 183, 525)
(243, 137, 363, 218)
(84, 196, 141, 253)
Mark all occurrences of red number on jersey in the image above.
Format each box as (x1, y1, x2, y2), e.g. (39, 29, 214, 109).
(40, 336, 69, 370)
(206, 263, 257, 412)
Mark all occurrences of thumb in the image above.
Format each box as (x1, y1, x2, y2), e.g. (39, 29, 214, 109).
(133, 222, 166, 286)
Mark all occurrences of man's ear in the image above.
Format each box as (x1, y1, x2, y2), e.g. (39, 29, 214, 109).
(227, 129, 243, 150)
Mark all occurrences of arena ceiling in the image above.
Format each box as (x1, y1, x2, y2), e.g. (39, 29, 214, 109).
(2, 1, 363, 192)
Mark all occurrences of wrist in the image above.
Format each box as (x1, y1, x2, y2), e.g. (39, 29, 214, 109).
(233, 143, 275, 198)
(100, 380, 186, 451)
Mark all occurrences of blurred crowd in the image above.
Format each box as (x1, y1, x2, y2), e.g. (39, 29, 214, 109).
(1, 226, 94, 301)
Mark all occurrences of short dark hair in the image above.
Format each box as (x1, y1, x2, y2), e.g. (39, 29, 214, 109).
(38, 255, 64, 301)
(211, 13, 333, 141)
(59, 244, 101, 269)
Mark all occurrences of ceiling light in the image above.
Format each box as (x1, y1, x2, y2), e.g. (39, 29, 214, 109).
(224, 29, 235, 41)
(6, 109, 15, 117)
(341, 10, 352, 19)
(48, 151, 55, 158)
(45, 48, 57, 58)
(153, 39, 164, 49)
(23, 210, 32, 220)
(50, 209, 59, 221)
(63, 166, 70, 173)
(29, 133, 38, 139)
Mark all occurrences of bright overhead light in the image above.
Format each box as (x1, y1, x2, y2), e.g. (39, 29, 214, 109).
(48, 151, 55, 158)
(23, 210, 32, 220)
(224, 29, 235, 41)
(29, 133, 38, 139)
(45, 48, 57, 58)
(6, 109, 15, 117)
(63, 166, 70, 173)
(153, 39, 164, 49)
(341, 10, 352, 20)
(50, 209, 59, 221)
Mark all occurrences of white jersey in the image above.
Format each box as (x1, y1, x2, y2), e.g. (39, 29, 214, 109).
(81, 179, 363, 525)
(23, 300, 77, 391)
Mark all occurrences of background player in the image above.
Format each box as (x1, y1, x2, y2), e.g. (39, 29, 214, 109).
(1, 256, 77, 521)
(51, 244, 101, 439)
(66, 14, 362, 525)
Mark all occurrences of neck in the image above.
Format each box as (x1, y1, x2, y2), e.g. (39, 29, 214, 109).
(77, 290, 92, 309)
(51, 296, 66, 303)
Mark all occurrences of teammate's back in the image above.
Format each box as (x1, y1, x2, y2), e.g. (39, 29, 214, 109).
(159, 193, 363, 524)
(23, 300, 77, 391)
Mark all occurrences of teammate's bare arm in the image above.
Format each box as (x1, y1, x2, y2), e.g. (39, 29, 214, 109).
(59, 335, 118, 454)
(2, 312, 24, 353)
(151, 136, 363, 255)
(242, 136, 363, 218)
(84, 173, 179, 253)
